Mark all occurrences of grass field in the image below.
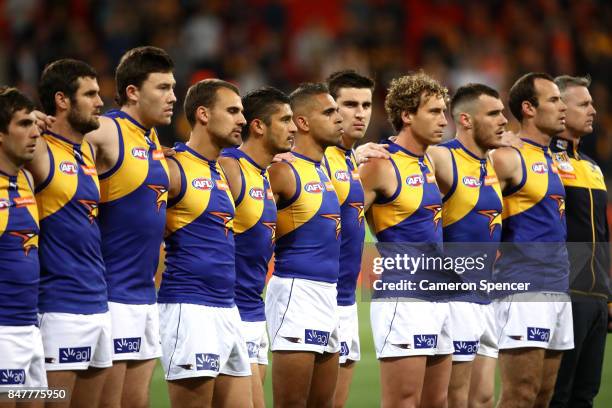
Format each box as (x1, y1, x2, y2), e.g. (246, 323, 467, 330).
(148, 299, 612, 407)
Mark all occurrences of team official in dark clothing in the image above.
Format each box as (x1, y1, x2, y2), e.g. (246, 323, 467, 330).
(550, 75, 611, 408)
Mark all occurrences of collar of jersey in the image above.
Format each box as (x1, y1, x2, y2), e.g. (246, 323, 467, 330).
(106, 109, 150, 132)
(292, 151, 321, 165)
(175, 142, 217, 166)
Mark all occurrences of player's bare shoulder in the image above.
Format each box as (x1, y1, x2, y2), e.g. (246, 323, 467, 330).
(218, 155, 243, 201)
(268, 160, 296, 202)
(85, 115, 120, 174)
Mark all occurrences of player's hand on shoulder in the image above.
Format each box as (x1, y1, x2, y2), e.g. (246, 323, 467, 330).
(355, 142, 390, 164)
(33, 110, 55, 133)
(272, 151, 295, 163)
(500, 130, 522, 149)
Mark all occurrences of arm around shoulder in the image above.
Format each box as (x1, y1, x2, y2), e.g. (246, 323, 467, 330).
(359, 158, 395, 211)
(218, 156, 243, 202)
(268, 161, 296, 204)
(85, 116, 120, 174)
(490, 147, 523, 192)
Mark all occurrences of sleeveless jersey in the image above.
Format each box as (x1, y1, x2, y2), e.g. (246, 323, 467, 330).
(367, 141, 453, 300)
(98, 110, 169, 304)
(440, 139, 503, 303)
(221, 148, 276, 321)
(36, 131, 107, 314)
(274, 152, 341, 283)
(0, 169, 39, 326)
(158, 143, 236, 307)
(323, 146, 365, 306)
(496, 138, 569, 293)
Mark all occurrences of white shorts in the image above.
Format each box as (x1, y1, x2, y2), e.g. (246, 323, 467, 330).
(0, 325, 47, 389)
(338, 303, 360, 364)
(265, 276, 340, 354)
(449, 302, 494, 362)
(108, 302, 162, 361)
(240, 320, 269, 365)
(494, 293, 574, 350)
(371, 299, 453, 359)
(478, 303, 499, 358)
(38, 311, 113, 371)
(159, 303, 251, 380)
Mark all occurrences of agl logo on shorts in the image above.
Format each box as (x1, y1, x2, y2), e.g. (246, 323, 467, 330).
(305, 329, 330, 346)
(59, 346, 91, 363)
(414, 334, 437, 349)
(0, 369, 25, 385)
(527, 327, 550, 342)
(405, 174, 424, 187)
(453, 340, 479, 355)
(195, 353, 220, 371)
(114, 337, 141, 354)
(192, 178, 214, 190)
(59, 161, 78, 175)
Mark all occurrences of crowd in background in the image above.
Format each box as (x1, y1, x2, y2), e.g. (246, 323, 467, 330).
(1, 0, 611, 188)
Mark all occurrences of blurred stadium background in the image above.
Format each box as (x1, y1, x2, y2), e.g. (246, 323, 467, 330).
(2, 0, 611, 406)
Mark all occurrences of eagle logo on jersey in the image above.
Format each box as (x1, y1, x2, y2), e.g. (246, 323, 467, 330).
(477, 209, 502, 237)
(321, 214, 342, 240)
(9, 230, 38, 256)
(262, 222, 277, 245)
(348, 202, 365, 226)
(424, 205, 442, 230)
(147, 184, 168, 212)
(78, 199, 99, 224)
(549, 195, 565, 219)
(210, 211, 234, 237)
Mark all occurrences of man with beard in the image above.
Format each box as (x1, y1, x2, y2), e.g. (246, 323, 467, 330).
(158, 79, 252, 407)
(550, 75, 610, 407)
(266, 83, 343, 407)
(27, 59, 110, 406)
(491, 73, 572, 408)
(0, 87, 46, 397)
(218, 86, 296, 408)
(427, 84, 507, 407)
(323, 70, 373, 408)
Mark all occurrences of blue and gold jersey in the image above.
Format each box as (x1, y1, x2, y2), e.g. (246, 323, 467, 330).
(0, 170, 39, 326)
(221, 148, 276, 321)
(496, 138, 569, 293)
(36, 132, 107, 314)
(274, 152, 341, 283)
(440, 139, 503, 302)
(99, 110, 169, 304)
(367, 141, 452, 300)
(158, 143, 236, 307)
(324, 146, 365, 306)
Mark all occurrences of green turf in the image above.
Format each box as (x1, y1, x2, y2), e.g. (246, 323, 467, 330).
(148, 300, 612, 407)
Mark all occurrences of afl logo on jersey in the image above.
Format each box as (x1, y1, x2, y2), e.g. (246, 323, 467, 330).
(531, 162, 548, 174)
(334, 170, 350, 182)
(59, 161, 78, 175)
(249, 187, 265, 200)
(131, 147, 149, 160)
(304, 181, 324, 193)
(462, 176, 481, 188)
(405, 174, 424, 187)
(192, 178, 214, 190)
(0, 198, 10, 210)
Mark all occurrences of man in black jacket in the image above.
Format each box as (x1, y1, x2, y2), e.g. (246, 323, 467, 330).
(550, 75, 611, 407)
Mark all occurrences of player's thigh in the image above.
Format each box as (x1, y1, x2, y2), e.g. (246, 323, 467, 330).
(421, 354, 452, 408)
(380, 356, 427, 407)
(468, 355, 496, 407)
(272, 351, 315, 406)
(498, 348, 545, 388)
(213, 374, 252, 408)
(167, 377, 214, 408)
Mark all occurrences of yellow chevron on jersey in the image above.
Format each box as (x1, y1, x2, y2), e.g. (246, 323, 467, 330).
(165, 150, 234, 236)
(233, 155, 273, 235)
(0, 171, 39, 236)
(99, 113, 169, 203)
(367, 149, 435, 235)
(442, 146, 502, 228)
(36, 134, 99, 220)
(276, 156, 335, 240)
(503, 141, 559, 219)
(324, 146, 361, 205)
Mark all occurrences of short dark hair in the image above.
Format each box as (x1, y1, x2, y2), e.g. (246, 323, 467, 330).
(0, 87, 34, 133)
(38, 59, 97, 115)
(241, 86, 290, 141)
(183, 79, 240, 127)
(289, 82, 329, 113)
(554, 75, 591, 93)
(450, 83, 500, 121)
(326, 70, 375, 99)
(508, 72, 555, 121)
(115, 46, 174, 106)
